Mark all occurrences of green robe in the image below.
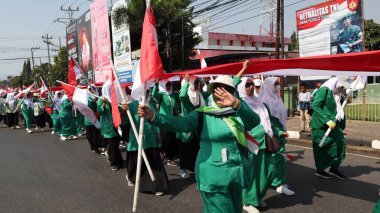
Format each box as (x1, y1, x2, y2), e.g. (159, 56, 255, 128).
(50, 98, 62, 135)
(151, 101, 260, 213)
(74, 109, 84, 134)
(151, 84, 179, 116)
(59, 99, 76, 137)
(125, 100, 161, 151)
(96, 98, 118, 139)
(374, 197, 380, 213)
(177, 82, 210, 143)
(311, 87, 346, 171)
(21, 99, 34, 129)
(84, 97, 97, 126)
(269, 116, 287, 188)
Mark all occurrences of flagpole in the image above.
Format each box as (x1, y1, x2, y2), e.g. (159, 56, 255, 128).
(319, 78, 360, 147)
(109, 58, 155, 181)
(133, 82, 146, 213)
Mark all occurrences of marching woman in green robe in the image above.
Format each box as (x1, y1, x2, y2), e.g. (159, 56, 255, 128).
(138, 75, 261, 213)
(21, 92, 35, 134)
(98, 82, 123, 171)
(59, 94, 77, 141)
(259, 77, 295, 196)
(176, 75, 210, 178)
(50, 92, 62, 136)
(311, 77, 349, 179)
(152, 79, 180, 167)
(122, 90, 169, 195)
(236, 76, 288, 213)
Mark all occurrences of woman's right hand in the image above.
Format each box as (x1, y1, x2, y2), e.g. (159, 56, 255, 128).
(138, 105, 154, 121)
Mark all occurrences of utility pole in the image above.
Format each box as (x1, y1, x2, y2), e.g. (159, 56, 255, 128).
(30, 47, 40, 69)
(181, 15, 185, 71)
(56, 6, 79, 24)
(280, 0, 285, 59)
(275, 0, 281, 59)
(42, 34, 53, 85)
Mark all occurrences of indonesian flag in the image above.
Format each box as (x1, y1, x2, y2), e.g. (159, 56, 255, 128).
(281, 153, 297, 161)
(245, 132, 260, 155)
(22, 85, 27, 89)
(131, 7, 163, 100)
(197, 49, 207, 68)
(351, 76, 367, 91)
(68, 57, 83, 86)
(60, 83, 101, 129)
(111, 70, 121, 127)
(15, 82, 35, 98)
(40, 80, 48, 96)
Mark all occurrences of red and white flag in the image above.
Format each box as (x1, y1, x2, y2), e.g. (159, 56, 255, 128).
(197, 49, 207, 69)
(15, 82, 35, 98)
(60, 83, 101, 129)
(131, 7, 163, 100)
(111, 71, 121, 127)
(68, 57, 83, 86)
(245, 132, 260, 155)
(281, 153, 297, 161)
(351, 76, 367, 91)
(40, 79, 48, 96)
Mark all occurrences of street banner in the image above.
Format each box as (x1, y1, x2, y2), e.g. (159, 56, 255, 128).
(111, 0, 133, 84)
(90, 0, 112, 83)
(296, 0, 364, 80)
(77, 10, 94, 82)
(297, 0, 364, 57)
(66, 21, 79, 63)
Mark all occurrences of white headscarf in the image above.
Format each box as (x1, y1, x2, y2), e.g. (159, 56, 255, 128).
(101, 79, 124, 103)
(187, 76, 205, 107)
(158, 79, 172, 96)
(53, 92, 62, 110)
(6, 92, 16, 106)
(253, 79, 262, 97)
(259, 77, 287, 130)
(24, 95, 34, 110)
(321, 77, 345, 121)
(238, 77, 273, 137)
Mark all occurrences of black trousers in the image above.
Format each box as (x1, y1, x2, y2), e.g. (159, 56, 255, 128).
(7, 113, 16, 127)
(36, 112, 47, 128)
(85, 125, 101, 152)
(160, 130, 179, 160)
(104, 136, 123, 167)
(179, 136, 200, 172)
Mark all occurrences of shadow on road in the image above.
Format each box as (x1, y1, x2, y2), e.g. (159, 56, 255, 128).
(165, 172, 197, 200)
(264, 162, 379, 211)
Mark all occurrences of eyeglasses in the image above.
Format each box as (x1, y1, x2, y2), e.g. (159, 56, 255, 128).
(245, 82, 254, 88)
(274, 81, 280, 86)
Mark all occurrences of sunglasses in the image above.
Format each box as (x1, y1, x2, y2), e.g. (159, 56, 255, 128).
(245, 82, 254, 88)
(274, 81, 280, 86)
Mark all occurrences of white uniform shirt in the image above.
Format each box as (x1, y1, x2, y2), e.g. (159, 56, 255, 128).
(299, 92, 311, 102)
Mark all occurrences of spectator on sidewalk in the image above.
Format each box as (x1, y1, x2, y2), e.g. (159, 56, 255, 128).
(298, 83, 311, 134)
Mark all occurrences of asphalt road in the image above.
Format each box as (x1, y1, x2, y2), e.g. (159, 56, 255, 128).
(0, 126, 379, 213)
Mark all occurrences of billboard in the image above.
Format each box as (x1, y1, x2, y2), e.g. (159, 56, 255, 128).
(296, 0, 363, 80)
(66, 21, 79, 63)
(77, 10, 94, 82)
(111, 0, 133, 84)
(297, 0, 364, 57)
(90, 0, 112, 83)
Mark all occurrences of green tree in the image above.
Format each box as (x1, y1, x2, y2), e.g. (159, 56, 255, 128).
(49, 46, 68, 86)
(113, 0, 202, 71)
(32, 63, 49, 84)
(290, 31, 298, 51)
(364, 19, 380, 51)
(9, 76, 22, 88)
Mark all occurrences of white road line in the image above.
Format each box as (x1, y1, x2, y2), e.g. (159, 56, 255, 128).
(286, 144, 380, 160)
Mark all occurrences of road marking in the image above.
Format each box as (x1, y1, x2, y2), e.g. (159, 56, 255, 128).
(287, 144, 380, 160)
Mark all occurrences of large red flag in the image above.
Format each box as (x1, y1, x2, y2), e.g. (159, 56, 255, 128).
(131, 7, 163, 99)
(111, 71, 121, 127)
(68, 58, 83, 86)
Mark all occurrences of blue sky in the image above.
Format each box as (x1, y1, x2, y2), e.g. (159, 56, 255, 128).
(0, 0, 379, 80)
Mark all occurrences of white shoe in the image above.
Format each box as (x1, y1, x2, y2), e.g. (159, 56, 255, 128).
(276, 184, 295, 196)
(243, 205, 260, 213)
(51, 131, 55, 135)
(259, 200, 267, 208)
(155, 192, 164, 196)
(15, 126, 20, 129)
(36, 127, 38, 130)
(127, 181, 134, 187)
(179, 169, 190, 178)
(60, 136, 67, 141)
(26, 129, 32, 134)
(40, 128, 44, 131)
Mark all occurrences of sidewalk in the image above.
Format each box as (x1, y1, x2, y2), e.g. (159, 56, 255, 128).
(286, 116, 380, 148)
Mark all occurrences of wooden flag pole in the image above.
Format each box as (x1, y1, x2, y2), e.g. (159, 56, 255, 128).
(109, 58, 155, 182)
(133, 83, 146, 212)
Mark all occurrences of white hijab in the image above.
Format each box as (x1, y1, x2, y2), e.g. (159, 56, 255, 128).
(24, 96, 34, 110)
(53, 92, 62, 110)
(187, 76, 205, 107)
(238, 77, 273, 137)
(6, 92, 16, 106)
(259, 77, 287, 130)
(158, 79, 172, 96)
(101, 79, 124, 103)
(321, 77, 345, 121)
